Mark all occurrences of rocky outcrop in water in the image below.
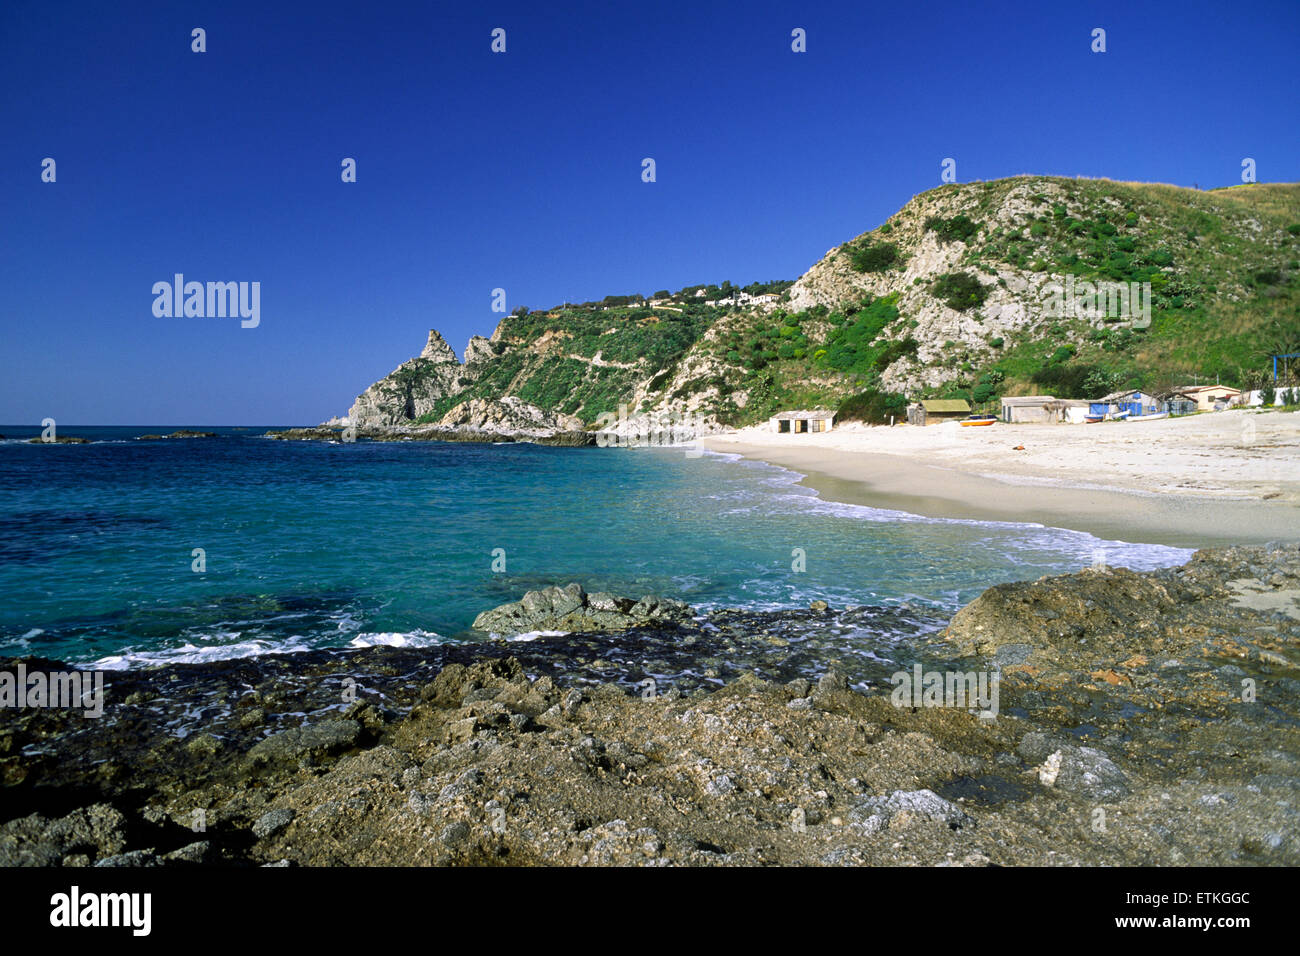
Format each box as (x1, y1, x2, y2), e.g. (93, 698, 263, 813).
(472, 583, 692, 635)
(266, 423, 593, 446)
(137, 430, 217, 440)
(937, 543, 1300, 664)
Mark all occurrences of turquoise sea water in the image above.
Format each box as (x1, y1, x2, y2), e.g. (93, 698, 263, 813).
(0, 426, 1193, 668)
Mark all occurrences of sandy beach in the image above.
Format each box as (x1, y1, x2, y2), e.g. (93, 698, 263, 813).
(702, 409, 1300, 548)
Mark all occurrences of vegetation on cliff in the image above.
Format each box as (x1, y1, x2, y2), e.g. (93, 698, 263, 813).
(346, 177, 1300, 427)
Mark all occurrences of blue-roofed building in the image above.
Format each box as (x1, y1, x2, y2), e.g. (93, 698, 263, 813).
(1088, 390, 1166, 419)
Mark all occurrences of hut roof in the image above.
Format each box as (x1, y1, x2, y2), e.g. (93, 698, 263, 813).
(1000, 395, 1056, 406)
(772, 409, 834, 420)
(919, 399, 971, 413)
(1100, 389, 1146, 402)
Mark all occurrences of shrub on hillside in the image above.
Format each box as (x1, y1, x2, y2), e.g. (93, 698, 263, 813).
(836, 388, 908, 424)
(1033, 362, 1121, 399)
(876, 336, 920, 368)
(931, 272, 989, 311)
(816, 295, 902, 372)
(849, 241, 899, 273)
(924, 214, 981, 244)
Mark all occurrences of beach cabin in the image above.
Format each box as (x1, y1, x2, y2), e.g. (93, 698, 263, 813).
(907, 399, 970, 426)
(770, 410, 834, 434)
(1002, 396, 1089, 424)
(1001, 395, 1057, 424)
(1089, 389, 1165, 420)
(1173, 385, 1242, 411)
(1056, 400, 1092, 424)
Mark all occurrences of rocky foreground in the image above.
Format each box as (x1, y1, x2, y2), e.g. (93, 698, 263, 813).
(1, 545, 1297, 866)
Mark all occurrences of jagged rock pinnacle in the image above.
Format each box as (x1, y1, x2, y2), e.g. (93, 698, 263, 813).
(420, 329, 459, 363)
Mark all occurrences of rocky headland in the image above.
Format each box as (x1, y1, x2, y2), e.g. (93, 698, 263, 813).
(265, 421, 593, 447)
(1, 544, 1296, 866)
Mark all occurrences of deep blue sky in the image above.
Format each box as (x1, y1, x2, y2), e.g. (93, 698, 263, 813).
(2, 0, 1297, 424)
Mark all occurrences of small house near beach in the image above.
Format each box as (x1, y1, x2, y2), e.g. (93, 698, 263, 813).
(907, 399, 970, 426)
(770, 410, 835, 434)
(1002, 395, 1053, 424)
(1089, 389, 1166, 420)
(1001, 395, 1089, 424)
(1172, 385, 1241, 412)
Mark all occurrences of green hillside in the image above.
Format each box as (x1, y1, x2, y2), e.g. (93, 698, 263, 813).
(350, 176, 1300, 429)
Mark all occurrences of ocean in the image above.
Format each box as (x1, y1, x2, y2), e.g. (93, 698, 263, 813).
(0, 426, 1193, 669)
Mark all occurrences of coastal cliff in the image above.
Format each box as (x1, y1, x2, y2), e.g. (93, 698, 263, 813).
(333, 178, 1299, 433)
(347, 330, 471, 427)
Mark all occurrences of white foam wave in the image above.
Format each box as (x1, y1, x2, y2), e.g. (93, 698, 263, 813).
(93, 635, 317, 670)
(507, 629, 570, 642)
(348, 629, 442, 648)
(694, 446, 1194, 570)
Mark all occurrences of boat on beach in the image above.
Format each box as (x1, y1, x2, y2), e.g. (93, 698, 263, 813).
(960, 415, 997, 427)
(1086, 410, 1131, 423)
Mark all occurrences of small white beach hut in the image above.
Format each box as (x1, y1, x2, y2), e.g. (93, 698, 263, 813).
(770, 410, 834, 434)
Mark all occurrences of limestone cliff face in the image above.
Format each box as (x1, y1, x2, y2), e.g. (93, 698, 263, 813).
(341, 331, 582, 437)
(782, 178, 1075, 396)
(437, 397, 583, 436)
(464, 335, 495, 366)
(347, 330, 468, 427)
(418, 329, 458, 362)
